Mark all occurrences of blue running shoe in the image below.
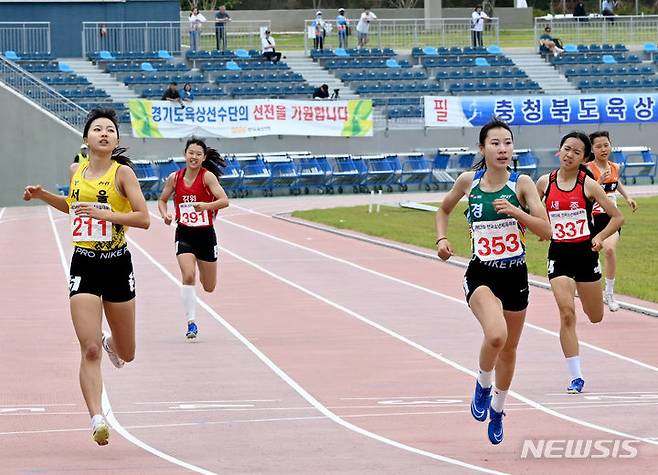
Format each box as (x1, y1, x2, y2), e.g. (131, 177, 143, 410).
(470, 381, 492, 422)
(567, 378, 585, 394)
(186, 321, 198, 339)
(488, 407, 505, 445)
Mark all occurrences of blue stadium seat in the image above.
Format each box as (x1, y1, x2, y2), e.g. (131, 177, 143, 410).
(140, 62, 156, 72)
(4, 50, 19, 60)
(158, 50, 172, 59)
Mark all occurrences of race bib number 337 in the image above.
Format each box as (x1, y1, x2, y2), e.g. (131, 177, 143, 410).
(69, 202, 112, 242)
(549, 208, 589, 241)
(472, 218, 523, 262)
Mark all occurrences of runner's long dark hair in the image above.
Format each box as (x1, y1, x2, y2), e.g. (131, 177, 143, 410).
(82, 108, 133, 168)
(472, 118, 514, 171)
(559, 131, 594, 178)
(184, 137, 226, 178)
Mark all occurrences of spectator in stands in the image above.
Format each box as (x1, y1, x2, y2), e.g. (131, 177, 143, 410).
(188, 7, 207, 52)
(602, 0, 618, 16)
(313, 84, 330, 100)
(312, 11, 327, 51)
(215, 5, 231, 51)
(262, 29, 282, 63)
(336, 8, 350, 49)
(573, 1, 587, 19)
(471, 6, 490, 48)
(162, 82, 184, 108)
(357, 7, 377, 49)
(539, 26, 564, 57)
(182, 82, 194, 102)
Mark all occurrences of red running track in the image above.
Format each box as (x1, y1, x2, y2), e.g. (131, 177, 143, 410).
(1, 196, 658, 475)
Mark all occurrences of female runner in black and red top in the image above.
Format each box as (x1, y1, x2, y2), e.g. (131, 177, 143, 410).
(536, 132, 623, 394)
(158, 137, 229, 339)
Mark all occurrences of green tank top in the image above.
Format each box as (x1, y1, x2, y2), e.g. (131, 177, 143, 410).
(466, 169, 526, 266)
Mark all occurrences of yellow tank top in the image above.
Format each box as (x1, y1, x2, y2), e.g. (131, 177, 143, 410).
(66, 160, 132, 251)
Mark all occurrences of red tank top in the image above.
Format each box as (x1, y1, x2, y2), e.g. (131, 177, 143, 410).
(544, 169, 592, 243)
(174, 168, 215, 228)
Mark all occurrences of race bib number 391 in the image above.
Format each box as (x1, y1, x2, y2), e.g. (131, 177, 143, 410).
(472, 218, 523, 262)
(178, 202, 209, 227)
(69, 202, 112, 242)
(549, 208, 589, 241)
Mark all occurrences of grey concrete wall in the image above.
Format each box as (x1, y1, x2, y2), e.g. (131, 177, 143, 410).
(184, 8, 532, 32)
(0, 84, 82, 207)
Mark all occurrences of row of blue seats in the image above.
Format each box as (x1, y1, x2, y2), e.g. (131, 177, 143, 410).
(411, 46, 498, 57)
(212, 72, 304, 83)
(89, 50, 172, 61)
(355, 82, 441, 94)
(58, 87, 109, 99)
(123, 73, 205, 85)
(141, 87, 226, 98)
(551, 53, 641, 65)
(106, 62, 190, 73)
(564, 65, 655, 77)
(435, 68, 527, 80)
(449, 80, 540, 94)
(577, 77, 658, 89)
(387, 106, 422, 119)
(186, 49, 262, 60)
(339, 70, 427, 82)
(423, 57, 514, 68)
(310, 48, 395, 59)
(324, 59, 412, 69)
(372, 97, 422, 107)
(40, 74, 90, 85)
(3, 50, 52, 61)
(198, 60, 290, 71)
(560, 43, 628, 53)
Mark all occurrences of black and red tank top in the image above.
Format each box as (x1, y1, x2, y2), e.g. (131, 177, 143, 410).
(544, 169, 593, 244)
(174, 167, 215, 228)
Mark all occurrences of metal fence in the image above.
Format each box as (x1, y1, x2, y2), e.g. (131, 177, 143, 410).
(304, 18, 500, 54)
(82, 22, 181, 58)
(0, 55, 87, 131)
(535, 14, 658, 46)
(0, 22, 51, 54)
(181, 20, 271, 52)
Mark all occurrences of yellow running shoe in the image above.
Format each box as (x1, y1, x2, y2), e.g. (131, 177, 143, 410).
(92, 423, 110, 446)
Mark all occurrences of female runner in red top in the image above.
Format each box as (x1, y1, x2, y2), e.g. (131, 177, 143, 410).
(158, 137, 229, 339)
(536, 132, 623, 394)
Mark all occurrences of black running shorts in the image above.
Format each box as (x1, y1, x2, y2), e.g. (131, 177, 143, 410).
(69, 246, 135, 302)
(175, 225, 218, 262)
(547, 241, 601, 282)
(463, 259, 529, 312)
(590, 213, 621, 238)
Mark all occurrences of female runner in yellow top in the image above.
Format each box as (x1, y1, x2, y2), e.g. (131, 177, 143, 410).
(23, 109, 150, 446)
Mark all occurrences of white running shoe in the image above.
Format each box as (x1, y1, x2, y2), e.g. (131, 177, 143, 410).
(102, 332, 125, 369)
(92, 420, 110, 446)
(604, 293, 620, 312)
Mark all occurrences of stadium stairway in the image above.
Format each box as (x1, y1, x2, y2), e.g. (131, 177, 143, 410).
(285, 51, 359, 100)
(60, 58, 140, 104)
(505, 49, 579, 95)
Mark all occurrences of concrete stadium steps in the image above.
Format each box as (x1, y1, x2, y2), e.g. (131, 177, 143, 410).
(284, 51, 359, 100)
(59, 58, 140, 103)
(505, 52, 580, 95)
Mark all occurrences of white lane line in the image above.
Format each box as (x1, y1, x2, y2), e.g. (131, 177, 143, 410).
(213, 239, 658, 446)
(0, 207, 5, 221)
(221, 213, 658, 373)
(47, 207, 218, 475)
(130, 224, 508, 475)
(134, 399, 280, 405)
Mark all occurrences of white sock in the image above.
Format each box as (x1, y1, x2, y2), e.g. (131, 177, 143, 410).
(491, 387, 508, 413)
(181, 285, 196, 322)
(566, 356, 583, 380)
(477, 369, 493, 388)
(605, 278, 615, 295)
(91, 414, 104, 431)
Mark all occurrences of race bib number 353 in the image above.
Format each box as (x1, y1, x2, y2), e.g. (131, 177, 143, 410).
(471, 218, 523, 262)
(69, 202, 112, 242)
(549, 208, 589, 241)
(178, 202, 209, 227)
